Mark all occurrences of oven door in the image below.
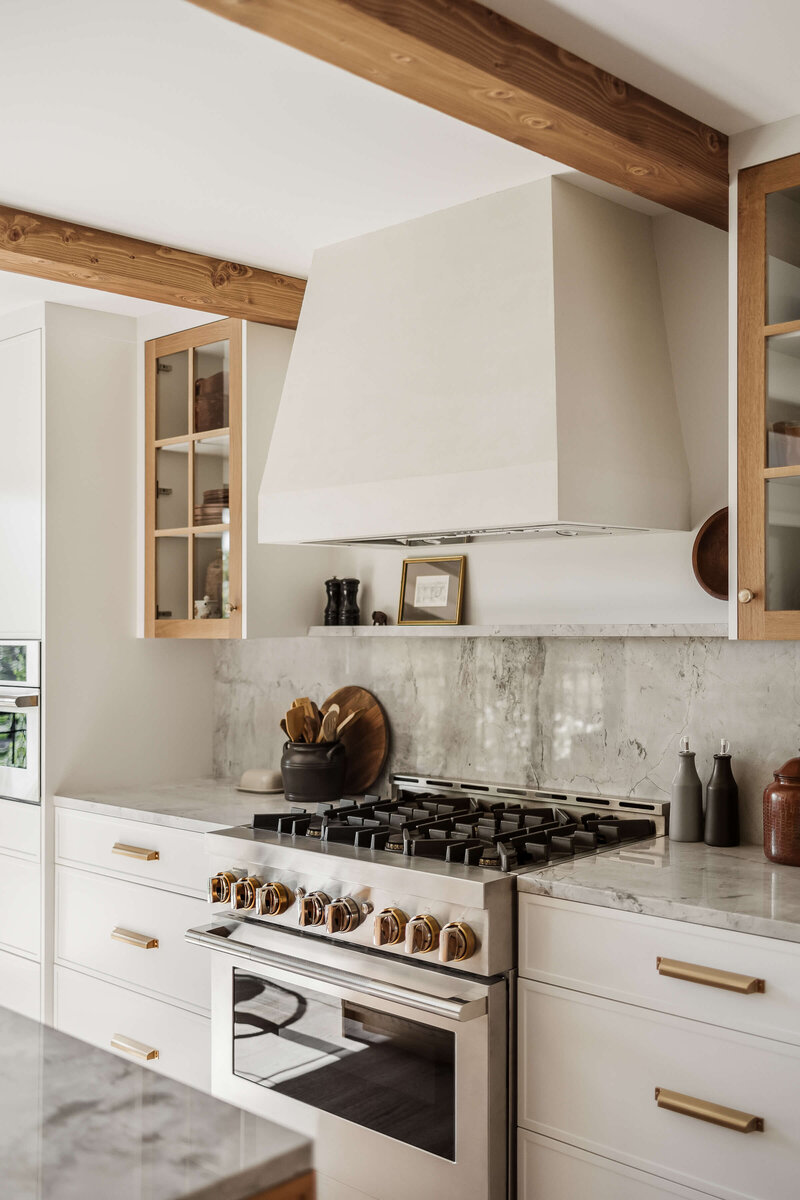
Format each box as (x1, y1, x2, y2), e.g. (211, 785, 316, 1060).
(189, 920, 508, 1200)
(0, 687, 40, 804)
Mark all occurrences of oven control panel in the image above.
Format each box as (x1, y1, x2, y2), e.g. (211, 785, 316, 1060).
(208, 866, 498, 972)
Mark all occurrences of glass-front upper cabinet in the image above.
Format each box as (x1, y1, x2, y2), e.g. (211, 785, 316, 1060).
(145, 320, 241, 637)
(739, 155, 800, 638)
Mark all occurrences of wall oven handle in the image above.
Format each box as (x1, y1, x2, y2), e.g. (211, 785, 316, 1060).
(0, 694, 38, 711)
(186, 925, 488, 1022)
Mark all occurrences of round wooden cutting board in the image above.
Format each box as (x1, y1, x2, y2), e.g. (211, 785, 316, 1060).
(321, 686, 389, 794)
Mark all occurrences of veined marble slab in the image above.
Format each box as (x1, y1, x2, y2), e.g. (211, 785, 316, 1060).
(519, 840, 800, 944)
(55, 779, 276, 833)
(0, 1007, 311, 1200)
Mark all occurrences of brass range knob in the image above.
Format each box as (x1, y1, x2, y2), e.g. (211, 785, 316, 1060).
(373, 908, 408, 947)
(298, 890, 331, 927)
(231, 876, 262, 911)
(405, 914, 440, 956)
(439, 922, 476, 963)
(256, 881, 293, 917)
(326, 896, 363, 935)
(208, 871, 237, 905)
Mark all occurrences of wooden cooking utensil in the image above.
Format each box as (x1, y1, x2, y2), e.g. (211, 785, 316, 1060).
(319, 710, 339, 743)
(336, 709, 363, 738)
(303, 715, 318, 745)
(280, 717, 288, 737)
(321, 687, 389, 792)
(286, 707, 306, 743)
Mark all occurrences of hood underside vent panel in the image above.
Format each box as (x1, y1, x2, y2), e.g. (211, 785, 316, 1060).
(317, 524, 644, 547)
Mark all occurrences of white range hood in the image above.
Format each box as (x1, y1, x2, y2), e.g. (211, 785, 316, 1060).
(259, 177, 689, 546)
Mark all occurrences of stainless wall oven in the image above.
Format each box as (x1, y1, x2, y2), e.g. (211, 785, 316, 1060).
(0, 641, 40, 805)
(189, 919, 508, 1200)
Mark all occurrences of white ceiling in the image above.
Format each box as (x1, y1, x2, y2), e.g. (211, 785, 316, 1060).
(490, 0, 800, 134)
(0, 0, 797, 321)
(0, 273, 166, 319)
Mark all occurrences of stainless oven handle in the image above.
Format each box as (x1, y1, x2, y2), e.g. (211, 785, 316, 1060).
(0, 695, 38, 711)
(186, 926, 488, 1022)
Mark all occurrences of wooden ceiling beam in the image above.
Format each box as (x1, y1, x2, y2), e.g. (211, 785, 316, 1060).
(188, 0, 728, 230)
(0, 205, 305, 327)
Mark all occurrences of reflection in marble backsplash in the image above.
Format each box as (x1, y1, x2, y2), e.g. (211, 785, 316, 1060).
(213, 636, 800, 845)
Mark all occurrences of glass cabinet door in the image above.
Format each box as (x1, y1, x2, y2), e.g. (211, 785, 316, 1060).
(739, 156, 800, 638)
(145, 320, 241, 638)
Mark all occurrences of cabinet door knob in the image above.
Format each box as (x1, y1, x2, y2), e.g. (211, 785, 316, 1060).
(738, 589, 754, 604)
(225, 602, 239, 616)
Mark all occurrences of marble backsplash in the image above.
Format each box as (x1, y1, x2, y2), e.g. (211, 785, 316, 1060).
(213, 636, 800, 845)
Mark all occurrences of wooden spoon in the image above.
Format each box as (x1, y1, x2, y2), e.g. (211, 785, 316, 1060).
(336, 708, 363, 738)
(319, 710, 339, 743)
(303, 715, 318, 744)
(286, 707, 306, 743)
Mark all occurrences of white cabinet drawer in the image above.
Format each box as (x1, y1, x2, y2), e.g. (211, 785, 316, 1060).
(0, 852, 39, 957)
(55, 867, 210, 1011)
(55, 966, 210, 1091)
(519, 979, 800, 1200)
(55, 806, 208, 897)
(0, 948, 39, 1019)
(520, 893, 800, 1045)
(0, 798, 39, 858)
(518, 1129, 720, 1200)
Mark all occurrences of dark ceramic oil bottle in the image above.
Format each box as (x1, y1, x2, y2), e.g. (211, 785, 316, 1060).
(704, 738, 740, 847)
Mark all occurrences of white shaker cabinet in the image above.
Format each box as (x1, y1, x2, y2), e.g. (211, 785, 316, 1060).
(0, 328, 42, 638)
(518, 893, 800, 1200)
(53, 803, 212, 1091)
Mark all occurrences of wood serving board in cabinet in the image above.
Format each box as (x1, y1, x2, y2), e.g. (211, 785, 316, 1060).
(321, 687, 389, 794)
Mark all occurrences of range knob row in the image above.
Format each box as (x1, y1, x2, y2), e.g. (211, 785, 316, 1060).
(208, 874, 476, 960)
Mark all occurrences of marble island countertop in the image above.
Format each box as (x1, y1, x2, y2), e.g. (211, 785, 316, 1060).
(0, 1006, 311, 1200)
(519, 839, 800, 943)
(54, 778, 279, 833)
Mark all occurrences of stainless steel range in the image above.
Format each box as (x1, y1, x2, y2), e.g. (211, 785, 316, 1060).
(188, 775, 668, 1200)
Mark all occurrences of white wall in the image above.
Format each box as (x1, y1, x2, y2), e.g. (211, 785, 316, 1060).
(43, 303, 214, 794)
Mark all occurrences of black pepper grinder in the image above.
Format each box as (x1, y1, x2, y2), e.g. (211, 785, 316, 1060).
(704, 738, 740, 847)
(339, 578, 360, 625)
(323, 577, 341, 626)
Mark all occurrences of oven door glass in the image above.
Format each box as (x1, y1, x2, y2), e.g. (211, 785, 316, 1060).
(0, 710, 27, 769)
(232, 968, 455, 1159)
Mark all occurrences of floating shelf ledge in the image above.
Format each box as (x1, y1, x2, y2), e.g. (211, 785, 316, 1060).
(308, 623, 729, 639)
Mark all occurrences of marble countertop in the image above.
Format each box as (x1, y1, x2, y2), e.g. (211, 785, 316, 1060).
(0, 1006, 311, 1200)
(519, 838, 800, 943)
(54, 778, 280, 833)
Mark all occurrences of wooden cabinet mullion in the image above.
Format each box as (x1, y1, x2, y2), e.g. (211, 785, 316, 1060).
(738, 151, 800, 639)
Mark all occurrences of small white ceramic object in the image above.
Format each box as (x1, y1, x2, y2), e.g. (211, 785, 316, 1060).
(237, 768, 283, 794)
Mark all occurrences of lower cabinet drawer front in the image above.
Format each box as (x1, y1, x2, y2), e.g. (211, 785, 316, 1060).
(518, 1130, 721, 1200)
(0, 798, 39, 858)
(55, 867, 210, 1011)
(55, 806, 208, 896)
(519, 980, 800, 1200)
(0, 853, 39, 957)
(520, 894, 800, 1045)
(55, 966, 210, 1091)
(0, 948, 39, 1019)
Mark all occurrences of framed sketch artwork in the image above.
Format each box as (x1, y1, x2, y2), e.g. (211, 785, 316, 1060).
(398, 556, 466, 626)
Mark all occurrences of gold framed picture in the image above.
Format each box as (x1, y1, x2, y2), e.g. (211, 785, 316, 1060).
(398, 556, 466, 626)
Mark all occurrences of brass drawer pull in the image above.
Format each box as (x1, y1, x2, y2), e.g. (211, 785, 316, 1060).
(655, 1087, 764, 1133)
(112, 842, 159, 862)
(657, 957, 765, 994)
(111, 926, 159, 950)
(110, 1034, 159, 1062)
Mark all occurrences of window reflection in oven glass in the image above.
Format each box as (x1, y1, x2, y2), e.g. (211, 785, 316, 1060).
(0, 646, 26, 683)
(0, 712, 27, 769)
(232, 969, 455, 1160)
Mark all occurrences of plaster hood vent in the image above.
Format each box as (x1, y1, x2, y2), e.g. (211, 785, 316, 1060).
(259, 177, 689, 546)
